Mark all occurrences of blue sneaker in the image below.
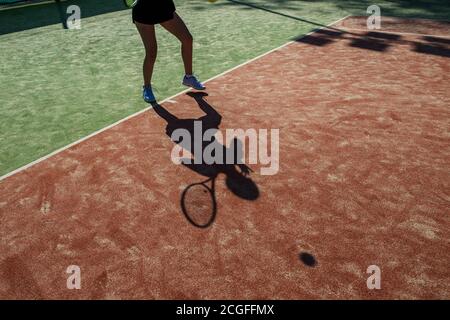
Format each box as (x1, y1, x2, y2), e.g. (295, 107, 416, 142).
(182, 75, 206, 90)
(143, 85, 156, 103)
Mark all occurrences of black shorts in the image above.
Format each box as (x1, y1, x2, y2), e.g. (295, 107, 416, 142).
(132, 0, 176, 25)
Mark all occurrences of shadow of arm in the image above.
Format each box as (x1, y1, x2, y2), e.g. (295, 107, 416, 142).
(187, 93, 222, 125)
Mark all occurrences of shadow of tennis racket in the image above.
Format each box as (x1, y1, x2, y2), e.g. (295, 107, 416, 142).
(181, 176, 217, 228)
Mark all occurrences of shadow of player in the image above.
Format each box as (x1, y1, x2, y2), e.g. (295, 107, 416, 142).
(151, 92, 259, 227)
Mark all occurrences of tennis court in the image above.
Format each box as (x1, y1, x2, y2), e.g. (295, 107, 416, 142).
(0, 0, 449, 300)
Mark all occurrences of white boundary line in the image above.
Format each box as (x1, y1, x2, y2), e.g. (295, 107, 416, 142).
(0, 15, 350, 182)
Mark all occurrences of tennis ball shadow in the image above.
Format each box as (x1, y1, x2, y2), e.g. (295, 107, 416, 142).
(299, 252, 317, 267)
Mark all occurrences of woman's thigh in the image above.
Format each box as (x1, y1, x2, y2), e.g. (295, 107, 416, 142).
(135, 22, 157, 53)
(160, 13, 192, 43)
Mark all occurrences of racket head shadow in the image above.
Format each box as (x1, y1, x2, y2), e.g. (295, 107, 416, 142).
(181, 179, 217, 228)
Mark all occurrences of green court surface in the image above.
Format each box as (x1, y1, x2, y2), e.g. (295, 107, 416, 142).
(0, 0, 449, 177)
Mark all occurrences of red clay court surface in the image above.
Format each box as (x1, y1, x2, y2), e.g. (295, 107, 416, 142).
(0, 17, 449, 299)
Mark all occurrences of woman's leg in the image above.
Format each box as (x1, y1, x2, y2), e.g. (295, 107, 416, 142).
(135, 22, 157, 86)
(160, 13, 193, 75)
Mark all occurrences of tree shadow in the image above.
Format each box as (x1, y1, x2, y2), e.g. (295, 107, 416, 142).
(423, 35, 450, 45)
(3, 0, 449, 59)
(212, 0, 450, 56)
(0, 0, 128, 35)
(151, 92, 259, 228)
(294, 20, 450, 57)
(414, 42, 450, 57)
(211, 0, 450, 21)
(349, 37, 390, 51)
